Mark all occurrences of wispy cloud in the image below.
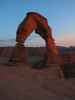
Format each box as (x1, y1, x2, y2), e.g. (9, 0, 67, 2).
(56, 33, 75, 47)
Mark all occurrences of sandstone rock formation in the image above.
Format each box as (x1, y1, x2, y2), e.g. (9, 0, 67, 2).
(8, 12, 64, 78)
(9, 12, 62, 65)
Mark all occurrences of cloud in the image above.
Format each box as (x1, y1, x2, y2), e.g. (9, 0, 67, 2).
(56, 33, 75, 47)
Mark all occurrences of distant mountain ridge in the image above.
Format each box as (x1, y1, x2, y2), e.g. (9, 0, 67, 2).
(0, 39, 75, 53)
(0, 39, 16, 47)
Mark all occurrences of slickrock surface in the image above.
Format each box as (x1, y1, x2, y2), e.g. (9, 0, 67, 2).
(0, 47, 75, 100)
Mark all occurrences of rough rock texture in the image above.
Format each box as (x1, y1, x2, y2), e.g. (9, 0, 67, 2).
(0, 47, 75, 100)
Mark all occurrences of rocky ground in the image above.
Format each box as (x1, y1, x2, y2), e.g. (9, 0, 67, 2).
(0, 47, 75, 100)
(0, 63, 75, 100)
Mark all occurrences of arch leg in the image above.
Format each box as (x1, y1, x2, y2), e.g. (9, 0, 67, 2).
(9, 43, 27, 64)
(8, 15, 37, 65)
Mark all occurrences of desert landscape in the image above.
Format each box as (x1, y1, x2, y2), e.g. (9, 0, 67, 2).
(0, 0, 75, 99)
(0, 47, 75, 100)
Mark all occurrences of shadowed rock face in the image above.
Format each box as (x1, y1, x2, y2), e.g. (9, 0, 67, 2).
(9, 12, 63, 70)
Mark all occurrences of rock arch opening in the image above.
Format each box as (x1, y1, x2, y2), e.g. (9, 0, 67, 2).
(25, 32, 45, 47)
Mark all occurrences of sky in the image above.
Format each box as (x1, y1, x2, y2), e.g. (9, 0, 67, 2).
(0, 0, 75, 47)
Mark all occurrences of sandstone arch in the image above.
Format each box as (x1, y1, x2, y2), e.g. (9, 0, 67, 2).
(9, 12, 63, 67)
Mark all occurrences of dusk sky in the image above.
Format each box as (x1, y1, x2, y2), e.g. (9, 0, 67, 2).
(0, 0, 75, 47)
